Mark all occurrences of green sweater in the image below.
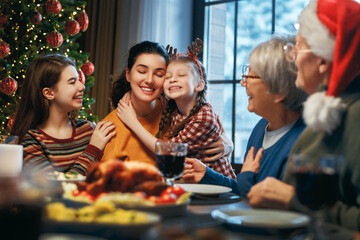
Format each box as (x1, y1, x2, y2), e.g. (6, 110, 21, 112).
(283, 76, 360, 231)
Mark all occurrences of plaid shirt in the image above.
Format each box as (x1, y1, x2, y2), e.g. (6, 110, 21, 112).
(168, 103, 236, 179)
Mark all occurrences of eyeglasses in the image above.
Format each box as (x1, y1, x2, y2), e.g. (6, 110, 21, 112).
(241, 65, 261, 85)
(283, 42, 312, 62)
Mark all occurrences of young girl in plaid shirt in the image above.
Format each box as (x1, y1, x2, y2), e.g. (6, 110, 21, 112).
(117, 42, 236, 179)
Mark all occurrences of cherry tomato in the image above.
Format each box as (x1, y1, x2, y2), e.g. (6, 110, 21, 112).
(133, 191, 147, 199)
(162, 186, 186, 197)
(80, 191, 95, 201)
(159, 192, 177, 204)
(147, 196, 162, 204)
(72, 189, 81, 196)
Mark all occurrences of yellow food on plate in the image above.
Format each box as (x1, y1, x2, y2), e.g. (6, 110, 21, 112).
(44, 201, 151, 225)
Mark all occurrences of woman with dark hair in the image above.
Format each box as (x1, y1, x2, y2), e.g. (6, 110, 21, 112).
(102, 41, 233, 166)
(11, 54, 115, 175)
(117, 50, 236, 179)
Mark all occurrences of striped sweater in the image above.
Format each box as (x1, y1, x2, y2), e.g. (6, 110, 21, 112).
(22, 120, 102, 175)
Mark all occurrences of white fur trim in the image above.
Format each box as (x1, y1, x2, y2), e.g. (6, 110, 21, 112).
(299, 0, 335, 61)
(303, 91, 347, 134)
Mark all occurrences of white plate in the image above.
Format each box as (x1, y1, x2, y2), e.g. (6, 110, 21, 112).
(177, 184, 232, 196)
(211, 209, 310, 229)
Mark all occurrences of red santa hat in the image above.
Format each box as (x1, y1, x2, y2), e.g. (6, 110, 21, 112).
(299, 0, 360, 134)
(299, 0, 360, 97)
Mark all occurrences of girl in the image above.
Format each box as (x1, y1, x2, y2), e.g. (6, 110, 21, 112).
(101, 41, 231, 166)
(117, 44, 236, 179)
(11, 54, 116, 175)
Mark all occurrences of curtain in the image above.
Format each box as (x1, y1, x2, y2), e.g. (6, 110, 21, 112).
(82, 0, 193, 121)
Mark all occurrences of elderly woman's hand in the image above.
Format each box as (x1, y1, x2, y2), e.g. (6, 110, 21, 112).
(241, 146, 263, 173)
(182, 158, 207, 183)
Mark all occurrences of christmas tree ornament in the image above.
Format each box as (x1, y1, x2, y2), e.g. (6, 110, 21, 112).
(78, 69, 86, 84)
(78, 10, 89, 32)
(0, 13, 7, 28)
(47, 31, 63, 48)
(31, 12, 43, 24)
(45, 0, 62, 15)
(0, 76, 17, 95)
(65, 20, 80, 36)
(0, 40, 10, 58)
(81, 61, 95, 76)
(7, 115, 15, 130)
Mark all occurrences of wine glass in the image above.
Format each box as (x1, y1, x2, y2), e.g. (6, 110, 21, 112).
(155, 141, 188, 186)
(292, 154, 343, 240)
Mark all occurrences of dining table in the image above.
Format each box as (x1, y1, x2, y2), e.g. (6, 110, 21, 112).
(38, 191, 355, 240)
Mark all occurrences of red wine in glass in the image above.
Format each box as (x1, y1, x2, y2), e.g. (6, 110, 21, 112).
(156, 154, 185, 179)
(295, 170, 340, 210)
(155, 141, 188, 186)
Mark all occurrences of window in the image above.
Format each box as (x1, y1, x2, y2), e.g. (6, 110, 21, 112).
(193, 0, 308, 168)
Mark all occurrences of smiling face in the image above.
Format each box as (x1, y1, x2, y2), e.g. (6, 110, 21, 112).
(163, 61, 202, 103)
(244, 68, 275, 117)
(50, 65, 84, 113)
(126, 53, 167, 104)
(295, 33, 324, 95)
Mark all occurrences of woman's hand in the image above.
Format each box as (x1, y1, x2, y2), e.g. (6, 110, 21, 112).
(89, 120, 116, 150)
(247, 177, 295, 210)
(240, 147, 263, 173)
(116, 99, 137, 128)
(182, 158, 207, 183)
(199, 133, 233, 163)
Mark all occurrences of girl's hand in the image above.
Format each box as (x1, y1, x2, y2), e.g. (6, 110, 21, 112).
(89, 120, 116, 150)
(182, 158, 207, 183)
(240, 147, 263, 173)
(121, 91, 131, 105)
(116, 99, 137, 128)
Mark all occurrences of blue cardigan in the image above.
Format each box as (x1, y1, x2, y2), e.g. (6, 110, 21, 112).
(200, 117, 306, 198)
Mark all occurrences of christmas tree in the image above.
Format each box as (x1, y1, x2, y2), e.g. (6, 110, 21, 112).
(0, 0, 97, 135)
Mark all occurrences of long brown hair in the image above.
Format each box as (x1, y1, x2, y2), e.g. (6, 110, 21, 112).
(110, 41, 170, 108)
(11, 54, 76, 142)
(157, 56, 207, 139)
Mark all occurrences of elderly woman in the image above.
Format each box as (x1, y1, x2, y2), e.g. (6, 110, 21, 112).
(247, 0, 360, 231)
(183, 35, 307, 198)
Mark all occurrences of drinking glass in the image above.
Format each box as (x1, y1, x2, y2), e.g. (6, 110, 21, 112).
(0, 135, 22, 177)
(155, 141, 188, 186)
(292, 154, 343, 240)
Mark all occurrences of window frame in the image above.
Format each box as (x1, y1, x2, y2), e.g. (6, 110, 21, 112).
(193, 0, 276, 172)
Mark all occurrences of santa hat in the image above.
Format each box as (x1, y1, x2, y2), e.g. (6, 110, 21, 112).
(299, 0, 360, 134)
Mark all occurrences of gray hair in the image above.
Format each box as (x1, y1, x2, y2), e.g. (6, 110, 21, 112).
(249, 35, 308, 112)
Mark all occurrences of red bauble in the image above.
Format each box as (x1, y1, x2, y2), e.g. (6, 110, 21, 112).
(0, 77, 17, 95)
(78, 10, 89, 32)
(0, 40, 10, 58)
(31, 12, 43, 24)
(65, 20, 80, 36)
(78, 69, 86, 85)
(47, 31, 63, 48)
(45, 0, 62, 15)
(81, 61, 95, 76)
(0, 13, 7, 28)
